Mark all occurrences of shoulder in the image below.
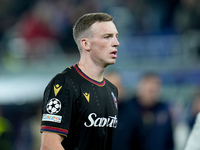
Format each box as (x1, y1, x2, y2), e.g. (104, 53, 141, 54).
(105, 78, 117, 90)
(43, 66, 81, 102)
(184, 112, 200, 150)
(104, 78, 118, 96)
(45, 66, 80, 94)
(127, 96, 140, 108)
(48, 66, 77, 86)
(156, 101, 170, 111)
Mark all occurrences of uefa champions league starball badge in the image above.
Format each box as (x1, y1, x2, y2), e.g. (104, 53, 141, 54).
(46, 98, 62, 114)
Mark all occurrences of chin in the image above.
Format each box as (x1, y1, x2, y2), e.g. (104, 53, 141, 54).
(105, 60, 116, 67)
(111, 59, 117, 64)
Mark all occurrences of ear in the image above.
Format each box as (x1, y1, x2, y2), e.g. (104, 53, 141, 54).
(80, 38, 90, 51)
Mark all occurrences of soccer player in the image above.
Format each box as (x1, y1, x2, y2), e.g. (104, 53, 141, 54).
(40, 13, 120, 150)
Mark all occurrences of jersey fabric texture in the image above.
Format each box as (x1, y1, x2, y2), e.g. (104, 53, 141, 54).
(40, 64, 118, 150)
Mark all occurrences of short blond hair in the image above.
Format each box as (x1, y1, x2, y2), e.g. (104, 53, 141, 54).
(73, 13, 113, 50)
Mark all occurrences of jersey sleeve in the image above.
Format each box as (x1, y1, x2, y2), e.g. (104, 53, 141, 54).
(40, 73, 78, 137)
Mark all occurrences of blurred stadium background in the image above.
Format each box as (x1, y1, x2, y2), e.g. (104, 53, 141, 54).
(0, 0, 200, 149)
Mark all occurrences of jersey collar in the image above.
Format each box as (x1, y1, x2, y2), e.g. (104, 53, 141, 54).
(73, 64, 105, 86)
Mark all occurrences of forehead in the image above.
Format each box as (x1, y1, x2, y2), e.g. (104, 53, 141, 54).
(140, 77, 161, 85)
(90, 21, 118, 35)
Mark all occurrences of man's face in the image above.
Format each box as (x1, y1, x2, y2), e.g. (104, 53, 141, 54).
(88, 21, 120, 67)
(138, 77, 161, 107)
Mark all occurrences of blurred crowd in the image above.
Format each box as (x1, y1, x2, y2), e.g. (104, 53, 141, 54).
(0, 0, 200, 63)
(0, 0, 200, 150)
(106, 71, 200, 150)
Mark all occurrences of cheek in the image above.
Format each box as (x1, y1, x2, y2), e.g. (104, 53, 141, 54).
(92, 44, 108, 56)
(91, 39, 110, 49)
(97, 43, 108, 50)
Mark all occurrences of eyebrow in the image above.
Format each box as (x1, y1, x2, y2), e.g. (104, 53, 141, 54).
(103, 33, 119, 36)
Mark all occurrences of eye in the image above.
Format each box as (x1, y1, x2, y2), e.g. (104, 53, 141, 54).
(104, 35, 111, 39)
(116, 34, 119, 39)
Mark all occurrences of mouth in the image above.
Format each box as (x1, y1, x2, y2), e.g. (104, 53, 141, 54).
(110, 50, 117, 58)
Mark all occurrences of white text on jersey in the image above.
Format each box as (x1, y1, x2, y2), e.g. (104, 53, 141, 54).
(84, 113, 118, 128)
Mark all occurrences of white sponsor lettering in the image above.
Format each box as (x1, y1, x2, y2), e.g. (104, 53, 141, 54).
(84, 113, 118, 128)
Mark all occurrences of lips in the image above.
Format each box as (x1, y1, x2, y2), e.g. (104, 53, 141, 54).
(110, 50, 117, 58)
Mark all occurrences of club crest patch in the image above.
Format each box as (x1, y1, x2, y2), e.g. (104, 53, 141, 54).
(111, 92, 118, 109)
(46, 98, 61, 114)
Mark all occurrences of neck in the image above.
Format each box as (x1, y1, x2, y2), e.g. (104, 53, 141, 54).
(78, 57, 105, 82)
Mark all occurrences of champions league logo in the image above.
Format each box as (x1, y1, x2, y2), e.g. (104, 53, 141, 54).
(46, 98, 62, 114)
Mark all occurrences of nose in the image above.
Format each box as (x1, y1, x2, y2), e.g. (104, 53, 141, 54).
(113, 37, 120, 47)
